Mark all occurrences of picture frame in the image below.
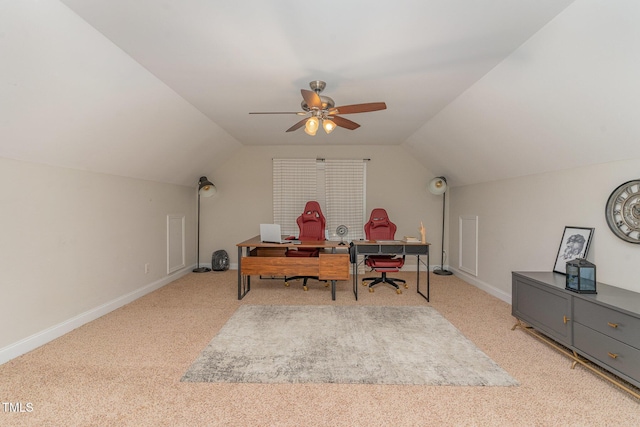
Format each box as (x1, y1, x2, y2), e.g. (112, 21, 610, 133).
(553, 226, 595, 274)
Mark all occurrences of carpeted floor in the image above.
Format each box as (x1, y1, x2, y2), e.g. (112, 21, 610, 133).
(1, 270, 639, 426)
(182, 305, 517, 386)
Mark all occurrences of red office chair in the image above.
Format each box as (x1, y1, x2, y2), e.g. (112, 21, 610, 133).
(284, 201, 327, 291)
(362, 208, 406, 294)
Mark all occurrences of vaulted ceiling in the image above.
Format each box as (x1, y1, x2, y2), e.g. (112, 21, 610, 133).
(2, 1, 639, 187)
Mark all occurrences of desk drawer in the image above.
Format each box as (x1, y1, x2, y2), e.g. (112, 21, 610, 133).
(241, 257, 318, 276)
(250, 247, 287, 257)
(318, 254, 350, 281)
(573, 298, 640, 349)
(404, 245, 428, 255)
(380, 245, 404, 254)
(355, 244, 404, 255)
(573, 323, 640, 386)
(356, 245, 382, 254)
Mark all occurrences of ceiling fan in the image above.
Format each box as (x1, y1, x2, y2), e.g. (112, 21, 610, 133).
(249, 80, 387, 136)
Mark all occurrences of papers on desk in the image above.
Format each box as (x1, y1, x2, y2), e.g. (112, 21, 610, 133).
(403, 236, 421, 243)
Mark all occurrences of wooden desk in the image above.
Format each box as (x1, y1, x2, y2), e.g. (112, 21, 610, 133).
(350, 240, 430, 301)
(237, 236, 350, 300)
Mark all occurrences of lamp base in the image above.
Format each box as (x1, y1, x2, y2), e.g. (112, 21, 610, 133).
(193, 267, 211, 273)
(434, 269, 453, 276)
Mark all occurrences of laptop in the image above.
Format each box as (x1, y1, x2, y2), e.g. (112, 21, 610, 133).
(260, 224, 288, 244)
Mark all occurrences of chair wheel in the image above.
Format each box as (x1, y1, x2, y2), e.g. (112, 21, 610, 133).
(325, 283, 329, 287)
(362, 281, 368, 286)
(284, 282, 290, 287)
(369, 288, 374, 293)
(404, 284, 409, 289)
(396, 289, 402, 295)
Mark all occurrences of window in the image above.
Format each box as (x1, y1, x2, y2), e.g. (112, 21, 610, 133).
(324, 159, 366, 241)
(273, 158, 366, 240)
(272, 158, 317, 236)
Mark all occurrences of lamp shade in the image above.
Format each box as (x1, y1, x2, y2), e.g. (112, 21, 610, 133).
(305, 117, 319, 136)
(198, 176, 217, 197)
(323, 119, 336, 134)
(428, 176, 447, 195)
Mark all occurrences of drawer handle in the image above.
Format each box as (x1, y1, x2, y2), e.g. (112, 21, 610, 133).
(607, 322, 619, 328)
(563, 316, 570, 324)
(608, 352, 618, 359)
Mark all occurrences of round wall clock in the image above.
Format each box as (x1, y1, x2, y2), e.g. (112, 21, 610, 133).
(605, 179, 640, 243)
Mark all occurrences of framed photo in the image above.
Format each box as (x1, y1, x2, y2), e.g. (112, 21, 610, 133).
(553, 226, 594, 274)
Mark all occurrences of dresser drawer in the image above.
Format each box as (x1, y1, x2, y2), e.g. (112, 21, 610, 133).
(512, 275, 571, 345)
(573, 298, 640, 349)
(573, 323, 640, 387)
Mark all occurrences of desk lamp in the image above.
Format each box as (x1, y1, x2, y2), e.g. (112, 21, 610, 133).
(428, 176, 453, 276)
(193, 176, 216, 273)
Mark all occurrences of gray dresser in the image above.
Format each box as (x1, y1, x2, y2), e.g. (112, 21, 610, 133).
(512, 271, 640, 394)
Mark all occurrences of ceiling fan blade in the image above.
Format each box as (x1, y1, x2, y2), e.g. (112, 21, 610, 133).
(332, 116, 360, 130)
(286, 118, 308, 132)
(249, 112, 303, 115)
(301, 89, 323, 110)
(328, 102, 387, 115)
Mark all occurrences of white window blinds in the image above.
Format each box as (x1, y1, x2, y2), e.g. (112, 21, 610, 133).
(272, 158, 317, 236)
(273, 158, 366, 241)
(325, 159, 366, 241)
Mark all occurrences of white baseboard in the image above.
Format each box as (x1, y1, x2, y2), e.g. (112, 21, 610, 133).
(0, 266, 194, 366)
(450, 268, 511, 304)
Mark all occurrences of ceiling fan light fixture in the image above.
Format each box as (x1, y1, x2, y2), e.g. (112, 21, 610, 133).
(251, 81, 387, 134)
(305, 116, 319, 136)
(323, 119, 336, 134)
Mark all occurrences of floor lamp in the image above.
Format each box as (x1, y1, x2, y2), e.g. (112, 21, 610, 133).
(193, 176, 216, 273)
(428, 176, 453, 276)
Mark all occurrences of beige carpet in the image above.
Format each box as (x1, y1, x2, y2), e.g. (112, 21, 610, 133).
(1, 271, 639, 426)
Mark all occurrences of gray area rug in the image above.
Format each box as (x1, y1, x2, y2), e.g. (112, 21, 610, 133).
(181, 305, 518, 386)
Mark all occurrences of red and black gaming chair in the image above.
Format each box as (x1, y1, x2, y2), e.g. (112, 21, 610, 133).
(284, 201, 327, 291)
(362, 208, 406, 294)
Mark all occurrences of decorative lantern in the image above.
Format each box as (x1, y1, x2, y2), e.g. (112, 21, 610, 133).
(566, 259, 597, 294)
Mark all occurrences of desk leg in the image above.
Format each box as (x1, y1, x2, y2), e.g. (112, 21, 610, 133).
(237, 246, 242, 299)
(416, 254, 430, 302)
(352, 257, 359, 301)
(330, 247, 336, 301)
(238, 246, 251, 300)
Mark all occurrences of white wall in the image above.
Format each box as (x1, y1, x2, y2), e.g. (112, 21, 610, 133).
(0, 0, 241, 188)
(198, 145, 442, 269)
(403, 1, 640, 187)
(0, 157, 196, 361)
(449, 157, 640, 302)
